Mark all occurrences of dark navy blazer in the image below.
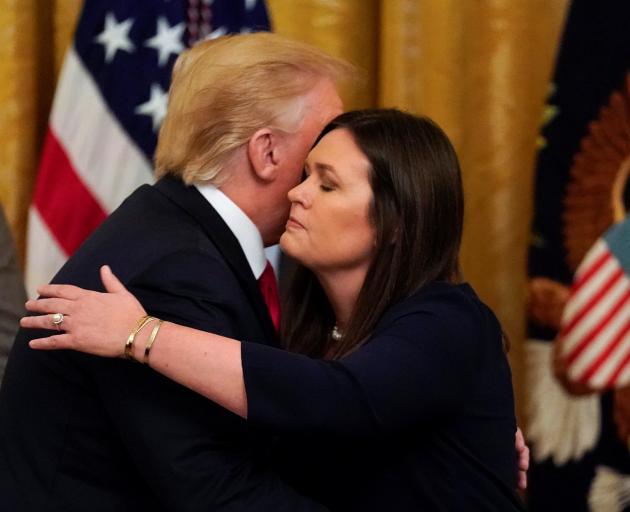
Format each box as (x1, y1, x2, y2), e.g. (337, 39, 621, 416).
(0, 176, 325, 511)
(243, 282, 525, 511)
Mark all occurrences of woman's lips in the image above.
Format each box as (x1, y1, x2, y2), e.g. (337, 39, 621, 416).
(286, 216, 305, 230)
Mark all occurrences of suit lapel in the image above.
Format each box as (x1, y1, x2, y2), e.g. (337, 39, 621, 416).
(154, 175, 277, 342)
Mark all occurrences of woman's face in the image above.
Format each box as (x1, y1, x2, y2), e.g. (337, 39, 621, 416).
(280, 128, 376, 275)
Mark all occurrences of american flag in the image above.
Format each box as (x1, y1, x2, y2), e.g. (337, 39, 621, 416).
(558, 216, 630, 389)
(26, 0, 270, 297)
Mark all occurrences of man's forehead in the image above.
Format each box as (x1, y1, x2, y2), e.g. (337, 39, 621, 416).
(330, 97, 344, 116)
(292, 79, 343, 137)
(316, 94, 343, 124)
(312, 77, 343, 107)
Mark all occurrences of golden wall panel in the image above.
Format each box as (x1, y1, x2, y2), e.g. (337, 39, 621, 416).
(379, 0, 466, 146)
(0, 0, 80, 263)
(0, 0, 54, 263)
(53, 0, 83, 76)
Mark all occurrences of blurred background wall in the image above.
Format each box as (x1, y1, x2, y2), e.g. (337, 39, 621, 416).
(0, 0, 570, 414)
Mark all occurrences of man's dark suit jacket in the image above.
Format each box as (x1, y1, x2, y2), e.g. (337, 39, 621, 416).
(0, 176, 324, 511)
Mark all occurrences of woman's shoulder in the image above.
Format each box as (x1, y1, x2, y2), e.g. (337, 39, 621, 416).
(373, 281, 502, 346)
(383, 281, 490, 322)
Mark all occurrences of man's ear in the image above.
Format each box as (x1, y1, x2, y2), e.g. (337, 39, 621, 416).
(247, 128, 280, 182)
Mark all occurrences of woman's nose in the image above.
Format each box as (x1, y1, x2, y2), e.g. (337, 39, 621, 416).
(287, 180, 311, 207)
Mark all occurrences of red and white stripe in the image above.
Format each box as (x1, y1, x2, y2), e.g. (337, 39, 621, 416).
(559, 239, 630, 389)
(26, 47, 153, 297)
(187, 0, 213, 44)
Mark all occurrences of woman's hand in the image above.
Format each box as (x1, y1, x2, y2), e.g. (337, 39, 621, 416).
(21, 265, 146, 358)
(515, 427, 529, 491)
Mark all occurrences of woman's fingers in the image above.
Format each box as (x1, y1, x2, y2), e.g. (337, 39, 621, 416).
(29, 334, 74, 350)
(21, 314, 69, 331)
(515, 428, 529, 469)
(25, 298, 73, 315)
(36, 283, 86, 300)
(518, 444, 530, 471)
(514, 427, 529, 491)
(100, 265, 127, 294)
(517, 444, 529, 490)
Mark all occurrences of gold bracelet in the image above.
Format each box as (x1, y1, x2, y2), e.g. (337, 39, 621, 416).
(143, 319, 163, 364)
(124, 315, 156, 360)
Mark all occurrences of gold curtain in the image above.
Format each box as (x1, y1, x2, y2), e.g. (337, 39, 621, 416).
(0, 0, 569, 412)
(0, 0, 82, 262)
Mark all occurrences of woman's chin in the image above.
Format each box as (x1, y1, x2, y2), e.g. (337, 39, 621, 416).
(279, 233, 302, 261)
(279, 232, 293, 253)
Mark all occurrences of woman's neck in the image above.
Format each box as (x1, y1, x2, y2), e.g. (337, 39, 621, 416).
(315, 266, 368, 332)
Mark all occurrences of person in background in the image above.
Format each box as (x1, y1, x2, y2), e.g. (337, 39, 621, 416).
(0, 206, 26, 385)
(24, 109, 526, 511)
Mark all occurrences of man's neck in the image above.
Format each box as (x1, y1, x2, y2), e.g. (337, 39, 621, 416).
(194, 183, 267, 279)
(220, 176, 284, 248)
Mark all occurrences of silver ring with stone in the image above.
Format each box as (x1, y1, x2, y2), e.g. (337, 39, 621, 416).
(52, 313, 64, 330)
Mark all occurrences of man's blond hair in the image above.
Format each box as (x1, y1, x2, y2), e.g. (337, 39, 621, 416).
(155, 32, 353, 185)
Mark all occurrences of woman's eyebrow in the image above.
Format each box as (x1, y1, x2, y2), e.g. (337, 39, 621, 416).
(313, 162, 339, 178)
(304, 160, 340, 180)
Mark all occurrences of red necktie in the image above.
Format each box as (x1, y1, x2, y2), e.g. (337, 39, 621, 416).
(258, 261, 281, 331)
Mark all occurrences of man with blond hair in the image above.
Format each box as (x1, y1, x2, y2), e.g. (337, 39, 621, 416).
(0, 33, 347, 511)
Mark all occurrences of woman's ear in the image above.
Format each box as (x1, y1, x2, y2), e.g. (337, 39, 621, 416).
(247, 128, 280, 182)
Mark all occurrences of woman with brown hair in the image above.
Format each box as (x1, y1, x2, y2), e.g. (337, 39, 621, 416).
(23, 109, 524, 510)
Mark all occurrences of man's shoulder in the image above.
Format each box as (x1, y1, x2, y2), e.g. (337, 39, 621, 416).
(109, 182, 198, 231)
(57, 183, 222, 284)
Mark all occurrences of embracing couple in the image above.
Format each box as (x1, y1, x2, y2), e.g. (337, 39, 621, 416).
(0, 33, 526, 511)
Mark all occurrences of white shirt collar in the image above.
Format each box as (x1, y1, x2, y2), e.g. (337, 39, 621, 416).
(195, 183, 267, 279)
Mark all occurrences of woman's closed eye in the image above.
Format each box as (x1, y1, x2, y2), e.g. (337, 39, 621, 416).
(319, 170, 339, 192)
